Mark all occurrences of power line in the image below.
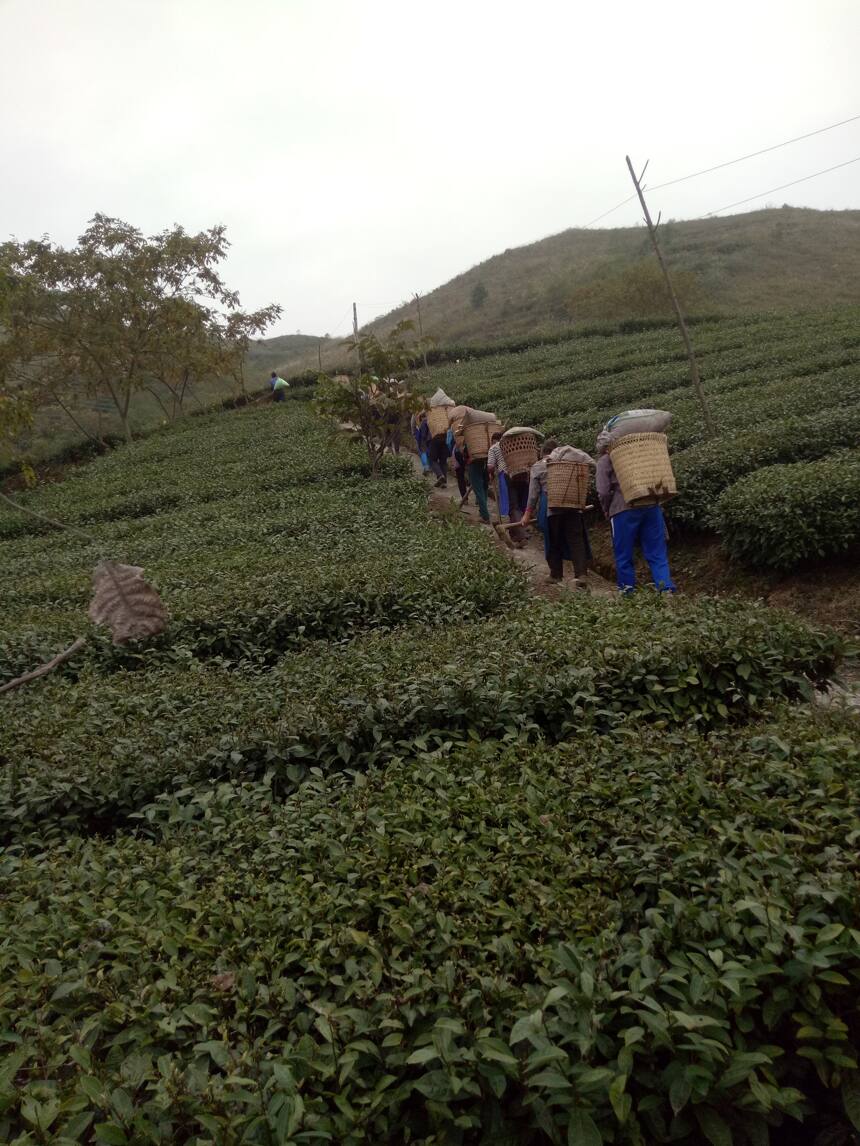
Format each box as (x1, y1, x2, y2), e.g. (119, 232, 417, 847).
(582, 194, 637, 228)
(580, 111, 860, 230)
(649, 111, 860, 192)
(705, 154, 860, 216)
(322, 307, 354, 337)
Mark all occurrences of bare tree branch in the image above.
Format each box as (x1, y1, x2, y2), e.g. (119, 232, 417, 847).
(0, 637, 86, 695)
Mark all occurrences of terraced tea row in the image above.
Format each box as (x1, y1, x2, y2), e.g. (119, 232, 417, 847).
(2, 706, 858, 1143)
(416, 308, 860, 563)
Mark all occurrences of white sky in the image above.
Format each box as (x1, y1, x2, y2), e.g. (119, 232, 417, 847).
(2, 0, 859, 337)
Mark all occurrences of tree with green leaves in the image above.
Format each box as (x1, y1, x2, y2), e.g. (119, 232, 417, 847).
(470, 281, 488, 309)
(314, 320, 426, 475)
(0, 214, 280, 443)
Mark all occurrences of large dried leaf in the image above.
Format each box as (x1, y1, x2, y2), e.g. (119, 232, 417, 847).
(88, 561, 168, 645)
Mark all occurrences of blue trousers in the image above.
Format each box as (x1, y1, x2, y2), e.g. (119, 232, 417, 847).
(610, 506, 676, 592)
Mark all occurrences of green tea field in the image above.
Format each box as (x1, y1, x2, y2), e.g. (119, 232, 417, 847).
(2, 401, 859, 1144)
(415, 307, 860, 575)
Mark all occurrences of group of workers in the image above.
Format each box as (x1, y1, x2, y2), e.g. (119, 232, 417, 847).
(411, 408, 675, 594)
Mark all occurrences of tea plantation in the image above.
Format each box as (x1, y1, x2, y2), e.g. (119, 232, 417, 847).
(416, 308, 860, 569)
(1, 402, 859, 1144)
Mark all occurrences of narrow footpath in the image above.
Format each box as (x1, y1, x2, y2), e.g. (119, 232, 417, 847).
(409, 452, 615, 599)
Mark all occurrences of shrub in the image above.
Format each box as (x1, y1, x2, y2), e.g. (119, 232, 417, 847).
(0, 406, 523, 669)
(714, 448, 860, 569)
(1, 595, 843, 841)
(1, 708, 859, 1142)
(669, 402, 860, 530)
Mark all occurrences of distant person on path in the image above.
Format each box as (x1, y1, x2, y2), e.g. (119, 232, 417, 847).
(487, 430, 528, 541)
(413, 412, 431, 474)
(386, 408, 402, 454)
(463, 444, 491, 523)
(486, 432, 509, 515)
(521, 439, 591, 585)
(428, 425, 449, 488)
(447, 427, 468, 499)
(270, 372, 290, 402)
(595, 430, 676, 593)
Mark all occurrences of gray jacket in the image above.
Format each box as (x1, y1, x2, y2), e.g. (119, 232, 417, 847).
(595, 454, 630, 518)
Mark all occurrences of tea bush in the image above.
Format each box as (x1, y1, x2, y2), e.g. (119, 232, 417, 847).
(2, 398, 856, 1143)
(1, 594, 844, 842)
(714, 449, 860, 569)
(1, 708, 859, 1143)
(0, 406, 524, 676)
(669, 403, 860, 530)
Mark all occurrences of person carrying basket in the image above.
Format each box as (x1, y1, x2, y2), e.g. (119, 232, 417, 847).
(521, 439, 593, 586)
(595, 430, 676, 593)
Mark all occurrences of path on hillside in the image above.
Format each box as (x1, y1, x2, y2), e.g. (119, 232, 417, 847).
(408, 452, 615, 600)
(410, 454, 860, 710)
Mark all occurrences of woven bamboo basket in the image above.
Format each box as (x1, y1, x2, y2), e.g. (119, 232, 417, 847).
(546, 460, 590, 510)
(463, 420, 503, 460)
(608, 432, 676, 506)
(500, 431, 540, 476)
(426, 406, 450, 436)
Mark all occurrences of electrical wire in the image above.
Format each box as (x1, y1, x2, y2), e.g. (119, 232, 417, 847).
(582, 194, 638, 228)
(649, 111, 860, 192)
(705, 154, 860, 215)
(580, 111, 860, 229)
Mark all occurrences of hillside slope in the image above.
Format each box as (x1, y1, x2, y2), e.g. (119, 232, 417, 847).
(358, 206, 860, 349)
(245, 332, 339, 377)
(249, 208, 860, 379)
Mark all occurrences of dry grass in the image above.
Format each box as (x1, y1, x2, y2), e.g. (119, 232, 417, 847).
(268, 207, 860, 375)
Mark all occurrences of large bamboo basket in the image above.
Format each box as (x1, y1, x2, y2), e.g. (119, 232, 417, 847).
(426, 406, 450, 436)
(608, 432, 676, 506)
(546, 460, 590, 510)
(500, 431, 540, 476)
(463, 420, 503, 460)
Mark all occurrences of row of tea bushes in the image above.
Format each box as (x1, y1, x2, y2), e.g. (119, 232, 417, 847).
(0, 407, 525, 681)
(423, 310, 858, 417)
(669, 404, 860, 531)
(0, 405, 405, 542)
(714, 448, 860, 569)
(1, 706, 858, 1143)
(413, 307, 860, 568)
(1, 595, 844, 842)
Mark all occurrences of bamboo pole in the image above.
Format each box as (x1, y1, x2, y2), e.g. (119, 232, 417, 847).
(625, 155, 716, 437)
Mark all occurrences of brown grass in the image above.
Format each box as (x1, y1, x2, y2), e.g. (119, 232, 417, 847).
(264, 206, 860, 377)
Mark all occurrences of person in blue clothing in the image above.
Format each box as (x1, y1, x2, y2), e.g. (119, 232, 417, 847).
(412, 412, 431, 474)
(269, 372, 290, 402)
(595, 430, 676, 593)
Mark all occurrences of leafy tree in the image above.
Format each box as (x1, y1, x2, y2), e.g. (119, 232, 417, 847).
(471, 281, 488, 309)
(314, 320, 425, 475)
(0, 214, 280, 441)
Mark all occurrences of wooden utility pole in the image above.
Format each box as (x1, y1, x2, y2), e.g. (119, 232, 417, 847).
(353, 301, 364, 375)
(317, 341, 323, 372)
(625, 155, 715, 437)
(413, 292, 428, 368)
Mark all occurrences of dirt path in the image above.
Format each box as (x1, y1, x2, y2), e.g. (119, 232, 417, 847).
(409, 452, 615, 600)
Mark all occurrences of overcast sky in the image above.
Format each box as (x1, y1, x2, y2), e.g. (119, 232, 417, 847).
(2, 0, 859, 337)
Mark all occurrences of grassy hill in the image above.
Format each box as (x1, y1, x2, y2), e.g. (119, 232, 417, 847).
(347, 206, 860, 352)
(245, 332, 339, 378)
(379, 207, 860, 346)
